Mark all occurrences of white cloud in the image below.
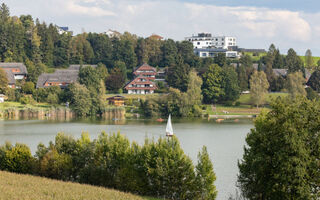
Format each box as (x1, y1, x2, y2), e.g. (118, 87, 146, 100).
(65, 0, 115, 17)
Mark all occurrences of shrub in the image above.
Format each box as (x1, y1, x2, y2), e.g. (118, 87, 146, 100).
(46, 93, 59, 104)
(2, 143, 35, 174)
(20, 95, 36, 105)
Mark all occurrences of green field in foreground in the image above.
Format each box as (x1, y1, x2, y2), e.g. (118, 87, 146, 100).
(0, 171, 158, 200)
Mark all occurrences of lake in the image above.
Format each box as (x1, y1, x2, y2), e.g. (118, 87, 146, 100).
(0, 118, 253, 200)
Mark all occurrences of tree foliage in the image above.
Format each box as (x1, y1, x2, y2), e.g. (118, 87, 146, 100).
(202, 64, 224, 104)
(307, 70, 320, 92)
(249, 71, 269, 107)
(238, 97, 320, 199)
(285, 72, 306, 98)
(0, 68, 8, 94)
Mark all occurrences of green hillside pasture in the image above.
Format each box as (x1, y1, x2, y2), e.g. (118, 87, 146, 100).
(0, 171, 156, 200)
(300, 55, 320, 66)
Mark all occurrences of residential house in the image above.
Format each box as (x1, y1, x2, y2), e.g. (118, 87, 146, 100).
(148, 34, 164, 40)
(37, 69, 78, 89)
(133, 63, 157, 81)
(56, 26, 73, 35)
(125, 75, 157, 94)
(0, 63, 28, 88)
(104, 29, 121, 38)
(36, 64, 96, 89)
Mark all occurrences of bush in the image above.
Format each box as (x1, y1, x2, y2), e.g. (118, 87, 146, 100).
(2, 143, 35, 174)
(46, 93, 59, 104)
(20, 95, 36, 105)
(235, 101, 241, 107)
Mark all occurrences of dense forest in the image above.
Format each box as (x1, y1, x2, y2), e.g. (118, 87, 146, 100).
(1, 3, 320, 118)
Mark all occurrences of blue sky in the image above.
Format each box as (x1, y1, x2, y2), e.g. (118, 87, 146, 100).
(4, 0, 320, 56)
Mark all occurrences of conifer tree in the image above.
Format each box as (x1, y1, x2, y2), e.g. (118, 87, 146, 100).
(195, 146, 217, 200)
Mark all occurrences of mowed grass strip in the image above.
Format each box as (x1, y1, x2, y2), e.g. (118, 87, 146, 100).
(0, 170, 146, 200)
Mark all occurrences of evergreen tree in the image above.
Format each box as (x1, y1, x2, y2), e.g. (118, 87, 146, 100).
(160, 39, 178, 67)
(214, 53, 226, 67)
(286, 48, 304, 73)
(166, 55, 190, 92)
(31, 27, 42, 64)
(202, 64, 224, 104)
(273, 49, 284, 69)
(307, 70, 320, 92)
(195, 146, 217, 200)
(236, 65, 248, 91)
(220, 66, 240, 103)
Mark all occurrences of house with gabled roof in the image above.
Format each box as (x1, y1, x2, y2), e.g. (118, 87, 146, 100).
(125, 75, 157, 94)
(133, 63, 157, 81)
(0, 63, 28, 88)
(37, 69, 79, 89)
(36, 64, 97, 89)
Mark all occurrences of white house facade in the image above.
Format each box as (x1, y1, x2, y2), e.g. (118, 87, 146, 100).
(185, 33, 236, 49)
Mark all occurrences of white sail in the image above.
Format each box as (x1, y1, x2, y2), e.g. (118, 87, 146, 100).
(166, 114, 174, 136)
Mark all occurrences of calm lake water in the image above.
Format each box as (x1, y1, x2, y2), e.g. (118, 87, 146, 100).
(0, 118, 253, 200)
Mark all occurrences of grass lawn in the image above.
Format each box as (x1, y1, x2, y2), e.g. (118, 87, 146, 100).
(105, 93, 161, 100)
(238, 93, 288, 105)
(204, 93, 288, 116)
(0, 101, 60, 110)
(204, 104, 266, 115)
(0, 170, 160, 200)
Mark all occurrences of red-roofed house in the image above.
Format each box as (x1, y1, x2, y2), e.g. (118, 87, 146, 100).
(125, 75, 157, 94)
(133, 63, 157, 81)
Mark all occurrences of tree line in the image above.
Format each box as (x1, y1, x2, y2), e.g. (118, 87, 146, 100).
(0, 132, 217, 200)
(2, 3, 320, 117)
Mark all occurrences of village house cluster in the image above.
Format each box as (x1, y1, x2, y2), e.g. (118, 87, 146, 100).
(0, 62, 163, 95)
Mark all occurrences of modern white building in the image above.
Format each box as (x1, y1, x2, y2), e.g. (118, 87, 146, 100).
(194, 48, 239, 58)
(185, 33, 236, 49)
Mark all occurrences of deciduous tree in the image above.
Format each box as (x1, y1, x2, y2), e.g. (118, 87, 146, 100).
(238, 97, 320, 199)
(249, 71, 269, 107)
(285, 72, 306, 98)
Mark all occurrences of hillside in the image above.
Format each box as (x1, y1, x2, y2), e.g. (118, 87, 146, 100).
(0, 171, 148, 200)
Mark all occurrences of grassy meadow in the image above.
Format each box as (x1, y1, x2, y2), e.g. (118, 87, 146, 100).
(0, 170, 158, 200)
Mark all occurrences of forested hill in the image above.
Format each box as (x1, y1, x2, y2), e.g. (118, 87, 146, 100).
(0, 3, 198, 71)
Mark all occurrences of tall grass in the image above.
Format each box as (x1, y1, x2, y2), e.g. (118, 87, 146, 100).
(0, 170, 145, 200)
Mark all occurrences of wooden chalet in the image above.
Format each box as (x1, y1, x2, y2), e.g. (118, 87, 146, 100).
(125, 76, 157, 94)
(107, 95, 125, 106)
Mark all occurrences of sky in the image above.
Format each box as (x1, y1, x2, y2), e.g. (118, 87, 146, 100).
(3, 0, 320, 56)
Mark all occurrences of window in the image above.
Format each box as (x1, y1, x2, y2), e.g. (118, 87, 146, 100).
(197, 42, 200, 45)
(202, 53, 207, 57)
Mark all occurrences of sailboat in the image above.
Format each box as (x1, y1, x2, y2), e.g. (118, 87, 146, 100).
(166, 114, 174, 137)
